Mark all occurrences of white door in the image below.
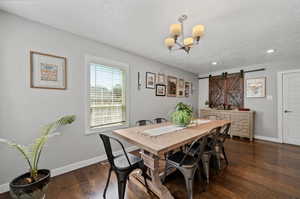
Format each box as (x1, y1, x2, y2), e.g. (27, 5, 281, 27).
(282, 71, 300, 145)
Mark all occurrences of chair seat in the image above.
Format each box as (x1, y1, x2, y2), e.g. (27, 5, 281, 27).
(167, 151, 197, 168)
(114, 153, 143, 170)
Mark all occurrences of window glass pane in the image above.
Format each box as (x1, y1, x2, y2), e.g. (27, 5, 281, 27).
(89, 63, 126, 128)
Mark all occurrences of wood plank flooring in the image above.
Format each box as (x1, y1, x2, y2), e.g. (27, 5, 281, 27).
(1, 139, 300, 199)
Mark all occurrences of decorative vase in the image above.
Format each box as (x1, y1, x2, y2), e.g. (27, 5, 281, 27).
(10, 169, 50, 199)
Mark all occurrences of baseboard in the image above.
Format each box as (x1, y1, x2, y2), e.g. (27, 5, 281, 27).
(254, 135, 282, 143)
(0, 145, 139, 194)
(0, 183, 9, 194)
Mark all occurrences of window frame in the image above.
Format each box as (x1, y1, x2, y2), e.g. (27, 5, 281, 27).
(85, 55, 130, 135)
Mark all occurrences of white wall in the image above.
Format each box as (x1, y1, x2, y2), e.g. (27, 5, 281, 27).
(0, 11, 199, 186)
(198, 64, 299, 140)
(198, 79, 209, 110)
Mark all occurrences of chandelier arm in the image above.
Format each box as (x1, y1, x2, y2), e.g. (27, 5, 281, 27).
(181, 22, 184, 44)
(175, 41, 184, 48)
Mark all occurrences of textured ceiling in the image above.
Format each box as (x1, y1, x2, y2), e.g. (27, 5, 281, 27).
(0, 0, 299, 74)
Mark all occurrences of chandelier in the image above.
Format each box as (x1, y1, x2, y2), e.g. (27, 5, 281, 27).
(164, 15, 205, 54)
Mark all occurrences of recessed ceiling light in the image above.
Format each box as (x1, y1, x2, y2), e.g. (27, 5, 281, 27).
(266, 49, 275, 54)
(211, 62, 217, 65)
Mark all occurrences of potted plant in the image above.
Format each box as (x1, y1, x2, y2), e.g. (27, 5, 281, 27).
(171, 102, 193, 127)
(0, 115, 75, 199)
(205, 100, 210, 108)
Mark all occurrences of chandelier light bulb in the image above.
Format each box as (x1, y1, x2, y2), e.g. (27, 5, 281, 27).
(192, 25, 205, 37)
(170, 24, 182, 37)
(184, 37, 194, 47)
(192, 25, 205, 42)
(164, 38, 175, 50)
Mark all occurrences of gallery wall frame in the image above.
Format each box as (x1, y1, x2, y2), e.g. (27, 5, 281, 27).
(155, 84, 166, 96)
(157, 73, 166, 84)
(184, 81, 191, 97)
(177, 79, 185, 97)
(167, 76, 177, 97)
(146, 72, 156, 89)
(246, 77, 266, 98)
(30, 51, 67, 90)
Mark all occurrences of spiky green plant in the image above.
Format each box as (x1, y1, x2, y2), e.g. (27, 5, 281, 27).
(0, 115, 75, 181)
(171, 102, 193, 126)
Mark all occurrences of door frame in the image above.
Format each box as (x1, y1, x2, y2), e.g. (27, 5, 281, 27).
(277, 69, 300, 144)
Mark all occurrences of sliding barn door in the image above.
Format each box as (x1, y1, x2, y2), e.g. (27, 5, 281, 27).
(209, 76, 225, 107)
(209, 73, 244, 108)
(226, 73, 244, 107)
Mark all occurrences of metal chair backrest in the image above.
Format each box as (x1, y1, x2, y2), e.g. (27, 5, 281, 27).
(179, 136, 208, 166)
(153, 118, 168, 124)
(136, 120, 153, 126)
(218, 123, 231, 143)
(99, 134, 132, 169)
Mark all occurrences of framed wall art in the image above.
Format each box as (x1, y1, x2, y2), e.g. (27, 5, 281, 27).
(157, 73, 166, 84)
(177, 79, 185, 97)
(146, 72, 156, 89)
(30, 51, 67, 89)
(185, 81, 191, 97)
(167, 76, 177, 97)
(155, 84, 166, 96)
(246, 77, 266, 98)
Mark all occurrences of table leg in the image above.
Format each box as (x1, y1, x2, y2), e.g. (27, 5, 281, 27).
(131, 150, 174, 199)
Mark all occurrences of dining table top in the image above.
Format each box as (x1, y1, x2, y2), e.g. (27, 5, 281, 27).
(113, 119, 231, 156)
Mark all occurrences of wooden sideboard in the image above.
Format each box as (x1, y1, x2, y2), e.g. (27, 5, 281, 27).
(200, 108, 255, 141)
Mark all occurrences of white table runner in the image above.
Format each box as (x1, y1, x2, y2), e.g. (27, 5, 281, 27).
(142, 120, 212, 137)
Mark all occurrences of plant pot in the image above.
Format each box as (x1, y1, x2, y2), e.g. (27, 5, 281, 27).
(10, 169, 50, 199)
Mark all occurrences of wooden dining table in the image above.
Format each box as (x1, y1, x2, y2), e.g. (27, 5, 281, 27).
(113, 119, 231, 199)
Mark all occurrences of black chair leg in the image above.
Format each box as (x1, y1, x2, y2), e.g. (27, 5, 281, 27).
(116, 173, 128, 199)
(103, 167, 112, 198)
(142, 167, 150, 193)
(222, 146, 229, 165)
(162, 161, 169, 183)
(215, 152, 222, 170)
(181, 168, 197, 199)
(201, 154, 211, 184)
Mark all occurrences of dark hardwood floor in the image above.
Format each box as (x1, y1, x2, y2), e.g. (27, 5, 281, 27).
(1, 139, 300, 199)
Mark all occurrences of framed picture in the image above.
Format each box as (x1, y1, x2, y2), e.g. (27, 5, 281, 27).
(167, 76, 177, 97)
(146, 72, 156, 89)
(177, 79, 185, 97)
(30, 51, 67, 89)
(185, 81, 191, 97)
(155, 84, 166, 96)
(157, 73, 166, 84)
(246, 77, 266, 98)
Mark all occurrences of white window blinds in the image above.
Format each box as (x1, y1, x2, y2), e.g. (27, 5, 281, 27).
(89, 63, 126, 128)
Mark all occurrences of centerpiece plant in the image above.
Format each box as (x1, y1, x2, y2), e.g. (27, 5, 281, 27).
(171, 102, 193, 127)
(0, 115, 75, 199)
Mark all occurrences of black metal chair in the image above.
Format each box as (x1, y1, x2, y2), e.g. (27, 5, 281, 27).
(99, 134, 149, 199)
(214, 123, 231, 169)
(195, 124, 231, 184)
(185, 127, 221, 184)
(153, 117, 168, 124)
(136, 120, 153, 126)
(163, 136, 208, 199)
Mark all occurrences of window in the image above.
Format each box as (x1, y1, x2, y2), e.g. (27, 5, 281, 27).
(85, 56, 129, 134)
